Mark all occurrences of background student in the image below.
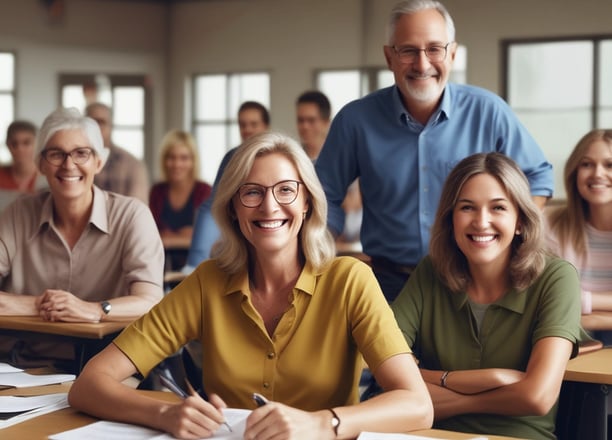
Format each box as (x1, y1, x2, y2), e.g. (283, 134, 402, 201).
(149, 129, 212, 269)
(0, 120, 40, 193)
(392, 153, 583, 439)
(545, 129, 612, 345)
(86, 102, 150, 203)
(0, 107, 164, 371)
(183, 101, 271, 272)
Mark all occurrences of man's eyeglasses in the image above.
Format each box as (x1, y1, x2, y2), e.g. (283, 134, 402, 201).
(41, 147, 95, 166)
(237, 180, 302, 208)
(392, 42, 452, 63)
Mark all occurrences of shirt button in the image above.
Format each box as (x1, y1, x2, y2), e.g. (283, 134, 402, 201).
(263, 382, 270, 389)
(267, 352, 275, 359)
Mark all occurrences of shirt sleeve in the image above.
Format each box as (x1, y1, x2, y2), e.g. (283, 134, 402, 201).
(390, 258, 430, 350)
(344, 259, 411, 372)
(0, 201, 19, 279)
(114, 266, 204, 376)
(121, 201, 165, 288)
(315, 110, 360, 236)
(492, 97, 554, 197)
(531, 258, 583, 352)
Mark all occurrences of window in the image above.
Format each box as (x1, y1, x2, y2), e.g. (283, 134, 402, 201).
(60, 74, 149, 160)
(317, 45, 467, 117)
(503, 36, 612, 199)
(192, 72, 270, 183)
(0, 52, 15, 164)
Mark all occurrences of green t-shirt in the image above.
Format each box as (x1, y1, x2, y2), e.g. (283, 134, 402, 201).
(392, 256, 583, 440)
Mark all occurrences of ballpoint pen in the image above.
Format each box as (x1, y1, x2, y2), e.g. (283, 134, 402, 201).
(252, 392, 269, 407)
(159, 374, 232, 432)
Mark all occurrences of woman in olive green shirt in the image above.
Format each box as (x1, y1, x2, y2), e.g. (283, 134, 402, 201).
(392, 153, 584, 440)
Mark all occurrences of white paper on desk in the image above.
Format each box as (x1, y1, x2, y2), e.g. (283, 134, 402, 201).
(0, 393, 68, 429)
(0, 362, 23, 373)
(358, 433, 488, 440)
(49, 408, 251, 440)
(358, 434, 443, 440)
(0, 371, 75, 388)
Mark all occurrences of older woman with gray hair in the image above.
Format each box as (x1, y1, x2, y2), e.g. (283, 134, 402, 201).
(0, 107, 164, 370)
(69, 132, 433, 440)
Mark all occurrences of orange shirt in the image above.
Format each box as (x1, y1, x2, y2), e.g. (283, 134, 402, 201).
(0, 166, 38, 192)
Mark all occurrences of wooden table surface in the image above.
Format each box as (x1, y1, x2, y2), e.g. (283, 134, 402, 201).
(564, 347, 612, 384)
(1, 387, 525, 439)
(0, 315, 127, 339)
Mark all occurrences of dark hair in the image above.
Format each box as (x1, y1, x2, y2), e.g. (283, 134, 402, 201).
(6, 120, 37, 142)
(296, 91, 331, 121)
(238, 101, 270, 126)
(429, 152, 546, 292)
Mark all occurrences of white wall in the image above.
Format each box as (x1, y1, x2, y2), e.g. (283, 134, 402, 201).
(0, 0, 167, 176)
(2, 0, 612, 187)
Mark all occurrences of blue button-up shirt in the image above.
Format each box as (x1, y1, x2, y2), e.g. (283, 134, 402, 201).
(315, 83, 553, 266)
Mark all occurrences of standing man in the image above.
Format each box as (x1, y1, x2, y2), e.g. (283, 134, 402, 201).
(182, 101, 270, 271)
(296, 90, 331, 161)
(86, 102, 149, 203)
(315, 0, 553, 302)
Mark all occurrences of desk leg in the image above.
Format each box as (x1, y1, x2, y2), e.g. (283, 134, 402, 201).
(558, 381, 608, 440)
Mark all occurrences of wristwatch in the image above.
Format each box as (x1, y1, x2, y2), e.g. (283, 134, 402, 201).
(100, 301, 112, 315)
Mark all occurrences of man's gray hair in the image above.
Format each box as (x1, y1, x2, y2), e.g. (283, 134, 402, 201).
(387, 0, 456, 45)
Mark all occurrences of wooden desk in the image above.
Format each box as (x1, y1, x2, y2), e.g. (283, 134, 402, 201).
(581, 310, 612, 331)
(0, 316, 127, 374)
(1, 389, 523, 439)
(558, 348, 612, 440)
(565, 347, 612, 383)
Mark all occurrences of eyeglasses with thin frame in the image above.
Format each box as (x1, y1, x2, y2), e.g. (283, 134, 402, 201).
(41, 147, 95, 166)
(237, 180, 303, 208)
(391, 42, 452, 63)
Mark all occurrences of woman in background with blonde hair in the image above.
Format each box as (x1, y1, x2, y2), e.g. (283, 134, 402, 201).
(149, 130, 211, 266)
(545, 129, 612, 343)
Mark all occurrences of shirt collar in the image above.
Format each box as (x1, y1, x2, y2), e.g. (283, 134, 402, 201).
(392, 83, 452, 125)
(450, 285, 527, 314)
(35, 185, 109, 236)
(223, 261, 318, 297)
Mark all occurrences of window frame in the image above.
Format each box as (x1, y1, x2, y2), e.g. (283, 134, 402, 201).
(501, 34, 612, 128)
(58, 73, 152, 162)
(0, 50, 16, 164)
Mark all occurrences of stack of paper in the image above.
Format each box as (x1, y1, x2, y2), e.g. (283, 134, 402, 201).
(0, 362, 75, 388)
(0, 393, 69, 429)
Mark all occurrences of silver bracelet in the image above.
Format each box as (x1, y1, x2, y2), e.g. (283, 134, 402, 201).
(440, 370, 450, 388)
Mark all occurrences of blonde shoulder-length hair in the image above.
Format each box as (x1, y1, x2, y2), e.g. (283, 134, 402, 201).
(158, 129, 200, 182)
(211, 132, 335, 274)
(547, 129, 612, 260)
(429, 152, 546, 292)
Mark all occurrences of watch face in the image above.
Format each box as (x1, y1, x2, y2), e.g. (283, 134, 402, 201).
(101, 301, 111, 314)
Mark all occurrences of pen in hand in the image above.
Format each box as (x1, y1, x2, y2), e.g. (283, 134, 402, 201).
(159, 374, 232, 432)
(252, 392, 269, 407)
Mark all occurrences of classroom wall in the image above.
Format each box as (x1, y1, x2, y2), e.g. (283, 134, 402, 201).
(2, 0, 612, 185)
(0, 0, 167, 175)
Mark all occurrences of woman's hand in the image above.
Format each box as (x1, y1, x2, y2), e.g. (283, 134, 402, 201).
(36, 289, 102, 322)
(158, 393, 228, 440)
(244, 402, 334, 440)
